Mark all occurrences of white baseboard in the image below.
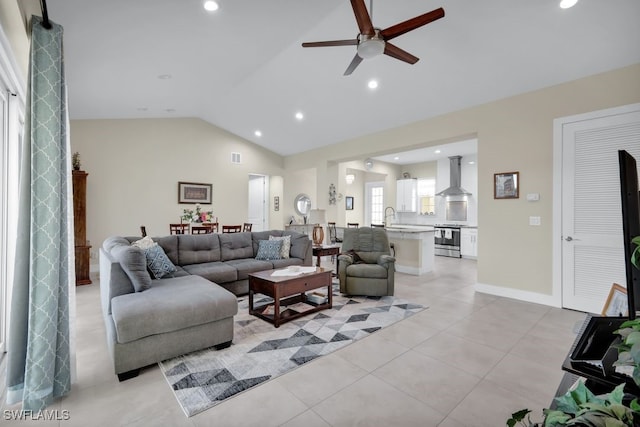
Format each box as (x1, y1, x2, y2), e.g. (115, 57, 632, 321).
(475, 282, 562, 308)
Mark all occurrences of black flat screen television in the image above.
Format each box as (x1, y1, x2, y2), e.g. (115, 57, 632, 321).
(618, 150, 640, 319)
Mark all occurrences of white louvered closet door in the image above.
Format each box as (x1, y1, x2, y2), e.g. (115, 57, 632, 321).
(561, 107, 640, 313)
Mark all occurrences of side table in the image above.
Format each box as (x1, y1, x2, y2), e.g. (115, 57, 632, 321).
(312, 244, 340, 268)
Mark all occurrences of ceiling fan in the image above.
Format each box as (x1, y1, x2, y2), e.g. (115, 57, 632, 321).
(302, 0, 445, 76)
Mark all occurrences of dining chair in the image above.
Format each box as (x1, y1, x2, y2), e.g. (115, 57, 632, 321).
(347, 223, 359, 228)
(203, 222, 219, 233)
(169, 223, 189, 235)
(327, 222, 342, 244)
(371, 223, 385, 228)
(222, 225, 242, 233)
(140, 225, 147, 237)
(191, 226, 210, 234)
(242, 222, 252, 232)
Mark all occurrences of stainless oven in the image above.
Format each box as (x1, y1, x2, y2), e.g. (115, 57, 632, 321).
(434, 224, 461, 258)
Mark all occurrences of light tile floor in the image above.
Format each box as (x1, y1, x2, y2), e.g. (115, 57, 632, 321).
(3, 256, 587, 426)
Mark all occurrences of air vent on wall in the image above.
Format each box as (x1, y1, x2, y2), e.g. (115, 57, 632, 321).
(231, 152, 241, 164)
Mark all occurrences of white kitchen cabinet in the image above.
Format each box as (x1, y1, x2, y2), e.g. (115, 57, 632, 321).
(396, 179, 417, 212)
(460, 228, 478, 258)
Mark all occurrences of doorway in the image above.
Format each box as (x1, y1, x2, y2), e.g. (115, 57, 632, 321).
(555, 103, 640, 313)
(248, 174, 269, 232)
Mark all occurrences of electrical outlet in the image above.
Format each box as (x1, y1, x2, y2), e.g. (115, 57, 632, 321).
(529, 216, 541, 226)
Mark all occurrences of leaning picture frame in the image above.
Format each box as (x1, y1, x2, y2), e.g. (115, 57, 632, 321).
(494, 171, 519, 199)
(602, 283, 628, 317)
(178, 182, 212, 204)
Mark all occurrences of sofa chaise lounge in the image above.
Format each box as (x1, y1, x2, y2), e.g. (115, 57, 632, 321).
(100, 230, 312, 380)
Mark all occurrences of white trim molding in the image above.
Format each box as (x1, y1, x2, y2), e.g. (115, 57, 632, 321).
(475, 282, 562, 308)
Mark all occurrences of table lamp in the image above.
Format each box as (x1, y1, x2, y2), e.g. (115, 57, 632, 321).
(308, 209, 326, 246)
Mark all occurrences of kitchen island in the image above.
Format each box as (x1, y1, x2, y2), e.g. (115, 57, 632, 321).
(385, 225, 435, 275)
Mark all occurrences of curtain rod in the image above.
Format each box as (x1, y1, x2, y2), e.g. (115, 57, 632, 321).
(40, 0, 52, 29)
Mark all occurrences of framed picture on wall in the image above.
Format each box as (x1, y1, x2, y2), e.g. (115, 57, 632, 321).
(494, 172, 519, 199)
(345, 196, 354, 210)
(178, 182, 212, 204)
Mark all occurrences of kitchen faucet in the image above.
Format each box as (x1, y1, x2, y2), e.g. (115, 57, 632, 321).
(384, 206, 396, 227)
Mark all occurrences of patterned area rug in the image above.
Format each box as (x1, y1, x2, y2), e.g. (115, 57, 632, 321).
(159, 285, 425, 417)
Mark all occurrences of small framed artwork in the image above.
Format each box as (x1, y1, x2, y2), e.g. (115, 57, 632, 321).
(494, 172, 519, 199)
(602, 283, 628, 317)
(178, 182, 212, 204)
(345, 196, 354, 210)
(274, 196, 280, 211)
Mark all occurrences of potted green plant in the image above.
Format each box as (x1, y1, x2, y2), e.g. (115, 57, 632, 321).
(507, 382, 639, 426)
(72, 151, 81, 170)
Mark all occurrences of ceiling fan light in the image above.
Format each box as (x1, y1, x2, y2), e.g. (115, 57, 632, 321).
(203, 1, 219, 11)
(357, 39, 385, 59)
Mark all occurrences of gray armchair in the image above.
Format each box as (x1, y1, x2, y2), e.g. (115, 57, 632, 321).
(338, 227, 395, 296)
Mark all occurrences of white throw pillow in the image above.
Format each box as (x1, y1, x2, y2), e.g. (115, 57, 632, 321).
(132, 236, 155, 250)
(269, 235, 291, 259)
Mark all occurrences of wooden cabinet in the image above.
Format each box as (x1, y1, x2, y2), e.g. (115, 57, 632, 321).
(72, 170, 92, 285)
(460, 227, 478, 259)
(396, 179, 417, 212)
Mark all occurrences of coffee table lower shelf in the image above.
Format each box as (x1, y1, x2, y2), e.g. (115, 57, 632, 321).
(248, 268, 333, 328)
(250, 294, 331, 326)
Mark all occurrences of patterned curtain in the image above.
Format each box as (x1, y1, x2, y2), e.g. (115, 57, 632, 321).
(6, 16, 73, 411)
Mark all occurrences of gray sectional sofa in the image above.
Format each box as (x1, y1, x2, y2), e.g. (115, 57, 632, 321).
(100, 230, 312, 380)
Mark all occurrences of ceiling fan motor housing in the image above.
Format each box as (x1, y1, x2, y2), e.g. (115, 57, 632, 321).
(357, 30, 385, 58)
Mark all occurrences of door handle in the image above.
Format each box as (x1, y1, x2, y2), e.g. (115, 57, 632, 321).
(565, 236, 580, 242)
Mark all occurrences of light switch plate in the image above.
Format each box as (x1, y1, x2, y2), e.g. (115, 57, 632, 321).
(527, 193, 540, 201)
(529, 216, 541, 226)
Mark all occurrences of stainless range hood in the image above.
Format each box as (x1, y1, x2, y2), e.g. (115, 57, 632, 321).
(436, 156, 472, 196)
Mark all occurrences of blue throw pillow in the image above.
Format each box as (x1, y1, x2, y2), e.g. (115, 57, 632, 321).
(255, 239, 283, 261)
(145, 243, 177, 279)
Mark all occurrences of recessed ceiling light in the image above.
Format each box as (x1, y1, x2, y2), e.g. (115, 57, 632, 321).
(368, 79, 378, 89)
(295, 112, 304, 121)
(204, 1, 219, 11)
(435, 149, 441, 154)
(254, 130, 262, 137)
(157, 74, 172, 79)
(559, 0, 578, 9)
(468, 161, 475, 165)
(394, 156, 400, 160)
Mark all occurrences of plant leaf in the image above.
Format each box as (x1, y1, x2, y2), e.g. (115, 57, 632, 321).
(608, 384, 626, 405)
(542, 409, 571, 426)
(508, 408, 531, 426)
(625, 331, 640, 345)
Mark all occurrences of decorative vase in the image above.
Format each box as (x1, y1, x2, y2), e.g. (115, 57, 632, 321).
(312, 225, 324, 246)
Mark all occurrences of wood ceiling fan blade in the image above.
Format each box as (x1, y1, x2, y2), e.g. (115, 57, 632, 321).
(381, 7, 445, 41)
(343, 54, 363, 76)
(351, 0, 374, 36)
(384, 43, 419, 64)
(302, 39, 358, 48)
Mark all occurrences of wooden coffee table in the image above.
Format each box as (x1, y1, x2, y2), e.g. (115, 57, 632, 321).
(248, 267, 332, 327)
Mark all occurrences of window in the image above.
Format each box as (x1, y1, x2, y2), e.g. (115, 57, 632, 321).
(417, 178, 436, 215)
(0, 33, 26, 356)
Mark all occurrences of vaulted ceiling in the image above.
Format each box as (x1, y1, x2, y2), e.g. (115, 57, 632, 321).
(48, 0, 640, 156)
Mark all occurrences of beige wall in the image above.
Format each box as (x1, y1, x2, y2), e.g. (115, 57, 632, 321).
(284, 63, 640, 300)
(0, 0, 40, 80)
(69, 118, 285, 259)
